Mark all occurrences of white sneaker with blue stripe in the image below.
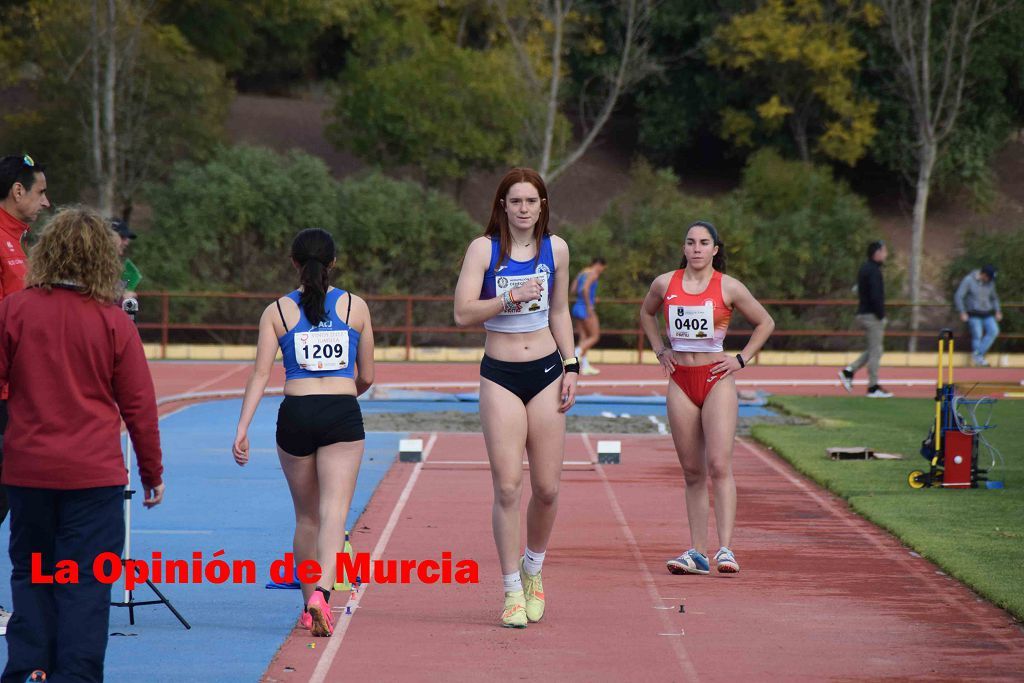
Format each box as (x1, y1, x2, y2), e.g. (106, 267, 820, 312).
(666, 549, 709, 575)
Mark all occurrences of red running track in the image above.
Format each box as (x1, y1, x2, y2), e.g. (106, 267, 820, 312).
(149, 360, 1024, 403)
(144, 362, 1024, 680)
(257, 432, 1024, 681)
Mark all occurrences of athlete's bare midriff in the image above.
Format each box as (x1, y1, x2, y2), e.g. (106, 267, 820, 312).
(283, 376, 358, 397)
(484, 327, 558, 363)
(669, 350, 728, 367)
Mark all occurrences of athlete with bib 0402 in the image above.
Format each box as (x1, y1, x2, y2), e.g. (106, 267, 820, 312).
(639, 221, 773, 576)
(454, 168, 578, 628)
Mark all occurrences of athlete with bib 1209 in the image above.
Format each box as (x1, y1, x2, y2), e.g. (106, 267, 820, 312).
(454, 168, 578, 628)
(639, 221, 773, 576)
(233, 228, 375, 638)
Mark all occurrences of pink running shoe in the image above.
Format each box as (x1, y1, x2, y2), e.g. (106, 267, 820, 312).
(306, 591, 334, 637)
(299, 611, 313, 630)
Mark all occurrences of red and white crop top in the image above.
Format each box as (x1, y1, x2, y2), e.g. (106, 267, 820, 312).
(662, 269, 731, 353)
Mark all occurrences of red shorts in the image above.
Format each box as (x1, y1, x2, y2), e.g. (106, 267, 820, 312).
(670, 363, 723, 408)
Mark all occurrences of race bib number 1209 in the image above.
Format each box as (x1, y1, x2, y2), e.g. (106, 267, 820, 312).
(295, 329, 349, 371)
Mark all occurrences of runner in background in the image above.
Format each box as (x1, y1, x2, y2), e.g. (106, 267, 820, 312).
(233, 228, 375, 637)
(639, 221, 774, 576)
(453, 168, 578, 628)
(571, 257, 607, 375)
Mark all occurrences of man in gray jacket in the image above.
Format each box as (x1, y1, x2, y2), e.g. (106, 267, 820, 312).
(954, 264, 1002, 367)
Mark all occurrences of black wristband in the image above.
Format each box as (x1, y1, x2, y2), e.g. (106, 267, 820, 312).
(564, 361, 580, 374)
(735, 354, 746, 368)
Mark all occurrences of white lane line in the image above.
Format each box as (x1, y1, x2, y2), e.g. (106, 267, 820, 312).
(182, 364, 250, 395)
(736, 437, 1016, 645)
(581, 434, 699, 680)
(308, 432, 438, 683)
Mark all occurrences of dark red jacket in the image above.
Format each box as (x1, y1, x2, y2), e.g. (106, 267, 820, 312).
(0, 206, 29, 303)
(0, 206, 30, 400)
(0, 286, 163, 489)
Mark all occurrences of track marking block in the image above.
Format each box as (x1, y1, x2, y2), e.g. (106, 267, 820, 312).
(399, 438, 424, 463)
(597, 440, 621, 464)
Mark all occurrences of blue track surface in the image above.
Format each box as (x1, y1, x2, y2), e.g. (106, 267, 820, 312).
(1, 397, 402, 683)
(0, 393, 775, 681)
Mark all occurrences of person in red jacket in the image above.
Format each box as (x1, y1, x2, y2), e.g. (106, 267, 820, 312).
(0, 206, 163, 683)
(0, 154, 50, 637)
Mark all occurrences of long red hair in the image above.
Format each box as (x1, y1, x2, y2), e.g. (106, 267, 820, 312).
(484, 167, 550, 269)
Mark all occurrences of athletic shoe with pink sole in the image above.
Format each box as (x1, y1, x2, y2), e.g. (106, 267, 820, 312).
(306, 591, 334, 637)
(299, 610, 313, 630)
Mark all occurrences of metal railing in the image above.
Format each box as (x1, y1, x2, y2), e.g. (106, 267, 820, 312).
(133, 291, 1024, 362)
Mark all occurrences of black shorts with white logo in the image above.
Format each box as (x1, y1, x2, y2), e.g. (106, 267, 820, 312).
(480, 350, 563, 405)
(276, 394, 365, 456)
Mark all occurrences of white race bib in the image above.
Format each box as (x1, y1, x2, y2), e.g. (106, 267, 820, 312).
(495, 272, 549, 315)
(669, 303, 714, 340)
(294, 329, 349, 371)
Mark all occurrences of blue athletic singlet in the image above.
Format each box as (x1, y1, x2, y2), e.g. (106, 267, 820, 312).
(480, 236, 556, 333)
(279, 288, 360, 380)
(571, 272, 598, 320)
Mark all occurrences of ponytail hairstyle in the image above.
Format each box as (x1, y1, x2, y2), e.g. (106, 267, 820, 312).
(679, 220, 726, 273)
(291, 228, 336, 326)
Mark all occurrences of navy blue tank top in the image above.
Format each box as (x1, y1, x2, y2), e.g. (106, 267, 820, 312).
(279, 288, 360, 380)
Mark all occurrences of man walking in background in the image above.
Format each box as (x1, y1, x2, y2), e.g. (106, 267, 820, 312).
(838, 240, 892, 398)
(955, 264, 1002, 367)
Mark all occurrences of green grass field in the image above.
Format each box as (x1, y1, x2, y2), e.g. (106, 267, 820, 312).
(752, 395, 1024, 621)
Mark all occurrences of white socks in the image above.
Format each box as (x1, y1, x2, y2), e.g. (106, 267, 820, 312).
(503, 571, 523, 593)
(523, 548, 546, 576)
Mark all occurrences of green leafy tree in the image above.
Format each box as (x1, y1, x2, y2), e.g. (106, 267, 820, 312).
(327, 16, 534, 186)
(876, 0, 1016, 350)
(0, 0, 230, 216)
(158, 0, 362, 89)
(138, 145, 341, 294)
(708, 0, 880, 165)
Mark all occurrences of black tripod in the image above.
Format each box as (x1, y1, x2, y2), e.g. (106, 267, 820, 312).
(110, 298, 190, 629)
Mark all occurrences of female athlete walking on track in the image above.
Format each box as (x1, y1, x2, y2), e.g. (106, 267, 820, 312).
(454, 168, 578, 628)
(233, 228, 374, 636)
(570, 257, 607, 375)
(639, 221, 773, 575)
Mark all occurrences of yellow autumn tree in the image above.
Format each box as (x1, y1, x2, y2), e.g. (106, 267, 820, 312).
(708, 0, 880, 165)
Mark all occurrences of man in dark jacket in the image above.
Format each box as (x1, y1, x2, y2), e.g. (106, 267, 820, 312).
(838, 240, 892, 398)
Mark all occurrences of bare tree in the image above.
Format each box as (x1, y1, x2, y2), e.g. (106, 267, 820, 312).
(879, 0, 1009, 350)
(493, 0, 657, 182)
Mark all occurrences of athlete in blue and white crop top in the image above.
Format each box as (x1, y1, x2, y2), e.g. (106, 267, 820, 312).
(479, 235, 556, 333)
(278, 288, 360, 380)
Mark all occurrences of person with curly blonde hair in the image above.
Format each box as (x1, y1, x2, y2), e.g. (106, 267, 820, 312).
(1, 206, 163, 683)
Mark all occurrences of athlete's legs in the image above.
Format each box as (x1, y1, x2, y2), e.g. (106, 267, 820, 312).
(277, 448, 320, 604)
(480, 377, 530, 575)
(666, 380, 708, 555)
(578, 315, 601, 356)
(313, 441, 364, 591)
(701, 376, 738, 550)
(523, 377, 566, 555)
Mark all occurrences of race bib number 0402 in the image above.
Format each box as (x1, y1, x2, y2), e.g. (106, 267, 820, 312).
(496, 272, 549, 315)
(295, 329, 349, 371)
(669, 303, 714, 340)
